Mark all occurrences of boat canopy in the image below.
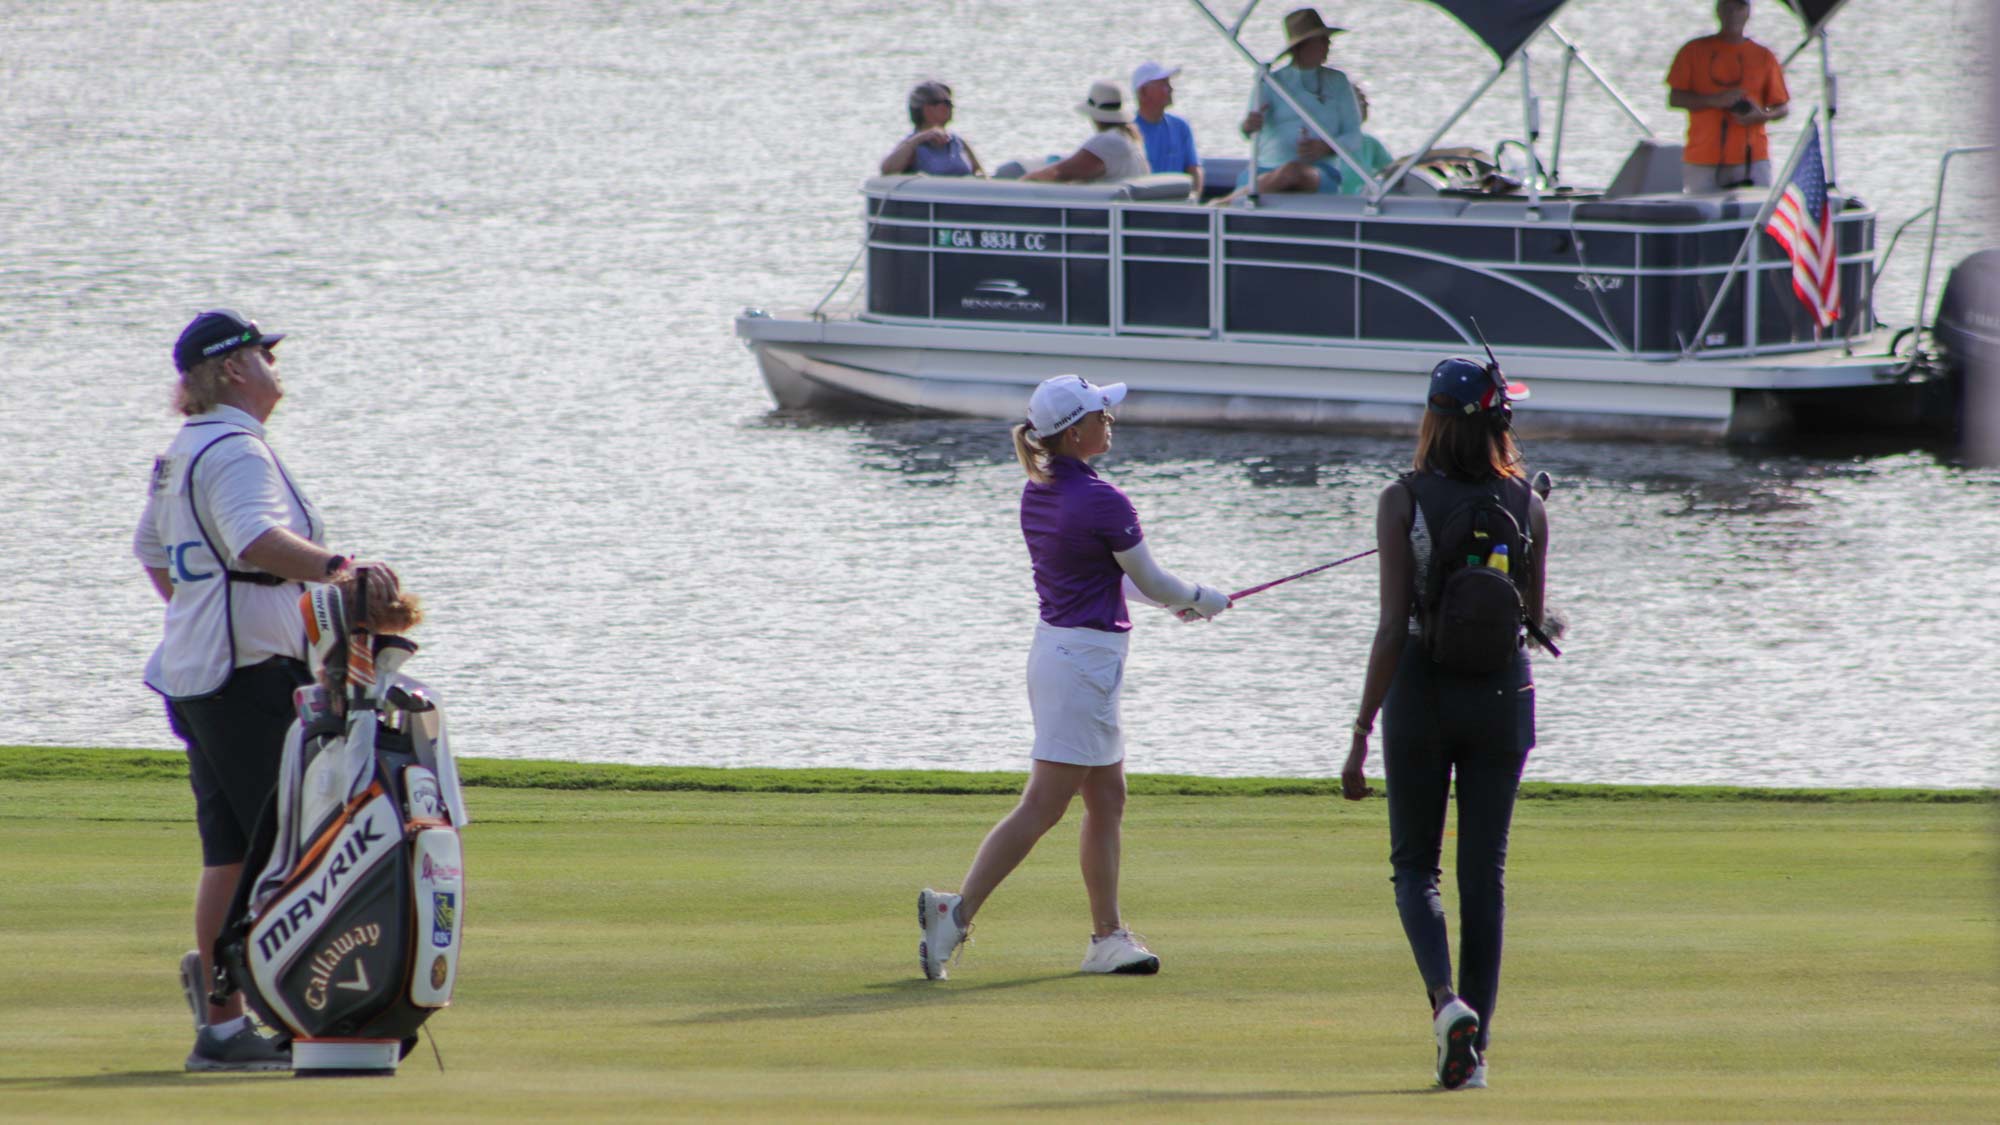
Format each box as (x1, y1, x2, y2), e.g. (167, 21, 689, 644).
(1415, 0, 1568, 62)
(1776, 0, 1852, 37)
(1287, 1, 1850, 62)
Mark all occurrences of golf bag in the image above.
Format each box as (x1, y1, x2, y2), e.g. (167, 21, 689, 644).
(214, 574, 468, 1070)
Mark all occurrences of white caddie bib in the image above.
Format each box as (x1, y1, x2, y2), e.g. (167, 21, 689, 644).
(141, 413, 323, 699)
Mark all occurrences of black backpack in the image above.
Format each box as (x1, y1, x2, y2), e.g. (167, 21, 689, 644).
(1402, 472, 1546, 674)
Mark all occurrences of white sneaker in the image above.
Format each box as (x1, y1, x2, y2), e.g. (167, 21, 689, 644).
(1433, 997, 1481, 1089)
(917, 889, 967, 980)
(1079, 928, 1160, 975)
(1463, 1062, 1489, 1089)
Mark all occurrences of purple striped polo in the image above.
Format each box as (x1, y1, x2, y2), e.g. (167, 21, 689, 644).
(1021, 456, 1144, 632)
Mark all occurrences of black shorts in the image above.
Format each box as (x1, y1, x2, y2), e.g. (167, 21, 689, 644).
(166, 658, 312, 866)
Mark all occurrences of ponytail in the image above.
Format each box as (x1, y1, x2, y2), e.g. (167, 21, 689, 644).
(1012, 422, 1054, 484)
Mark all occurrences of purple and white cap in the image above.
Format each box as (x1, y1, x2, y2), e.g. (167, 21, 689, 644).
(1028, 374, 1127, 438)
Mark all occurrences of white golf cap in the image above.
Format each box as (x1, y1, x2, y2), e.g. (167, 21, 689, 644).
(1131, 61, 1180, 91)
(1028, 374, 1127, 438)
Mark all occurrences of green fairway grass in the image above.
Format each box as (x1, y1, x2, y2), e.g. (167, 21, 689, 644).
(1, 746, 1995, 1121)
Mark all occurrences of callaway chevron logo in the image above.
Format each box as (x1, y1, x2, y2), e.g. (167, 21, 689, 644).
(253, 796, 398, 963)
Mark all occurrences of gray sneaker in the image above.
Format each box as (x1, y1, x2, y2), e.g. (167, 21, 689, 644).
(178, 951, 207, 1033)
(184, 1022, 291, 1073)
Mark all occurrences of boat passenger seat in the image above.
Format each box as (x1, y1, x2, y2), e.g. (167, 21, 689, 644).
(1603, 139, 1686, 198)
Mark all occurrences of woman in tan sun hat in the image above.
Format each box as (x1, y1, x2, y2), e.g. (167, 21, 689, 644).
(1232, 7, 1376, 196)
(1023, 79, 1152, 183)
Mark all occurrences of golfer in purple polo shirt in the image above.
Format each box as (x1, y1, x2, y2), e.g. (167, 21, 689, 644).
(917, 375, 1229, 980)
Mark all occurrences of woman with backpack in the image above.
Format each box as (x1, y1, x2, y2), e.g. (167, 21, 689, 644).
(1340, 356, 1549, 1091)
(915, 374, 1230, 981)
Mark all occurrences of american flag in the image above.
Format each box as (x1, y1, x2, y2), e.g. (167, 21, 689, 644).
(1764, 124, 1841, 330)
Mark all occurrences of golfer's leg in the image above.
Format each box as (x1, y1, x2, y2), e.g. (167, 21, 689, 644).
(1452, 663, 1531, 1051)
(194, 863, 244, 1024)
(959, 760, 1088, 922)
(1077, 762, 1127, 937)
(1385, 653, 1455, 1004)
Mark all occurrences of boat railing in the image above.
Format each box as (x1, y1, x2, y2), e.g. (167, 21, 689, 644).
(854, 173, 1876, 360)
(1911, 144, 1996, 338)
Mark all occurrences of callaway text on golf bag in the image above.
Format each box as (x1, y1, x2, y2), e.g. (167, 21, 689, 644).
(213, 568, 468, 1074)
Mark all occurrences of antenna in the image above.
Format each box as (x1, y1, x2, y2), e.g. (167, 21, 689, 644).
(1468, 316, 1502, 374)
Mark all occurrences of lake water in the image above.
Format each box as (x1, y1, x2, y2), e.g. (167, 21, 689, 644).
(2, 0, 1995, 788)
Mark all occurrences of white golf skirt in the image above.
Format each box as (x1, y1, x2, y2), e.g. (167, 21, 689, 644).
(1027, 622, 1130, 767)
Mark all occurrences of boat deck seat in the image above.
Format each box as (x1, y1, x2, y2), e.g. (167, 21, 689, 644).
(1573, 193, 1767, 223)
(1603, 139, 1686, 198)
(863, 173, 1193, 203)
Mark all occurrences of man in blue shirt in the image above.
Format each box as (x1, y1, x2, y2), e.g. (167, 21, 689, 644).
(1131, 61, 1202, 196)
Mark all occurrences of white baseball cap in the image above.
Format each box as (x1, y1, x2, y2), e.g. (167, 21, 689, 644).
(1132, 61, 1180, 91)
(1028, 374, 1127, 438)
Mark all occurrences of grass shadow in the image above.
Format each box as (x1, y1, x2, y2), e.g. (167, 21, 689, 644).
(0, 1070, 282, 1090)
(665, 972, 1076, 1026)
(1010, 1086, 1435, 1110)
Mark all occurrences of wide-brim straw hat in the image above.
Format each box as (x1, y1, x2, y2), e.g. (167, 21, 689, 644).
(1280, 7, 1346, 55)
(1077, 78, 1135, 124)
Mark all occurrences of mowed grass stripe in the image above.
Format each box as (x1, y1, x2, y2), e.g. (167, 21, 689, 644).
(0, 755, 1994, 1120)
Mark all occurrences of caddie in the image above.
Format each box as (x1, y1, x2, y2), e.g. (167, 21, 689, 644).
(133, 309, 357, 1072)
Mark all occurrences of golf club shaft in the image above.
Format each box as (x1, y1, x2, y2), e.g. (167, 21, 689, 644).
(1226, 474, 1553, 603)
(1228, 548, 1378, 602)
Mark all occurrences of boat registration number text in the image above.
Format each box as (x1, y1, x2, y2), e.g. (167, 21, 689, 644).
(935, 228, 1054, 252)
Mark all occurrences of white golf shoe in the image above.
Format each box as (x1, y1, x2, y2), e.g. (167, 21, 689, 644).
(1463, 1061, 1489, 1089)
(1433, 997, 1481, 1089)
(1079, 928, 1160, 975)
(917, 889, 967, 980)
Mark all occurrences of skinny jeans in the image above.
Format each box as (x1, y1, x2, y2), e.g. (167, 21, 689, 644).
(1382, 640, 1533, 1051)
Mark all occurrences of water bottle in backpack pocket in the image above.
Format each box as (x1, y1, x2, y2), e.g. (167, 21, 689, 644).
(1404, 473, 1534, 675)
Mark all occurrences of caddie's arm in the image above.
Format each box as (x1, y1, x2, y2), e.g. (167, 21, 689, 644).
(239, 527, 350, 584)
(145, 566, 173, 601)
(1344, 482, 1414, 801)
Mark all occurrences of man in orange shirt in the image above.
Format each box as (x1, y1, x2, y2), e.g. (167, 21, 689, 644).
(1666, 0, 1790, 192)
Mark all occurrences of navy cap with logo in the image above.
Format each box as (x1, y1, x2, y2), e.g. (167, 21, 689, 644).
(173, 309, 286, 373)
(1426, 356, 1530, 416)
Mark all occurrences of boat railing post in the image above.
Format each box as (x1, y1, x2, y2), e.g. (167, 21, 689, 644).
(1519, 48, 1543, 217)
(1685, 108, 1819, 358)
(1819, 29, 1838, 186)
(1110, 204, 1126, 335)
(1546, 25, 1655, 139)
(1549, 39, 1574, 186)
(1208, 206, 1224, 338)
(1913, 144, 1997, 336)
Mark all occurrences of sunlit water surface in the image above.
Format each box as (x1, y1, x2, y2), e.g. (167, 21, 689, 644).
(2, 0, 1995, 787)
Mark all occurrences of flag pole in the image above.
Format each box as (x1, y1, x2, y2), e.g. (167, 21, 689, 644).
(1681, 107, 1820, 358)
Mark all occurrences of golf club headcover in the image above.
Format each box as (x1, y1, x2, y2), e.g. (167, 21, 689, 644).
(301, 582, 348, 681)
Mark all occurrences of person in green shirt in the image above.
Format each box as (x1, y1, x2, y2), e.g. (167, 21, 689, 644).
(1235, 8, 1379, 196)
